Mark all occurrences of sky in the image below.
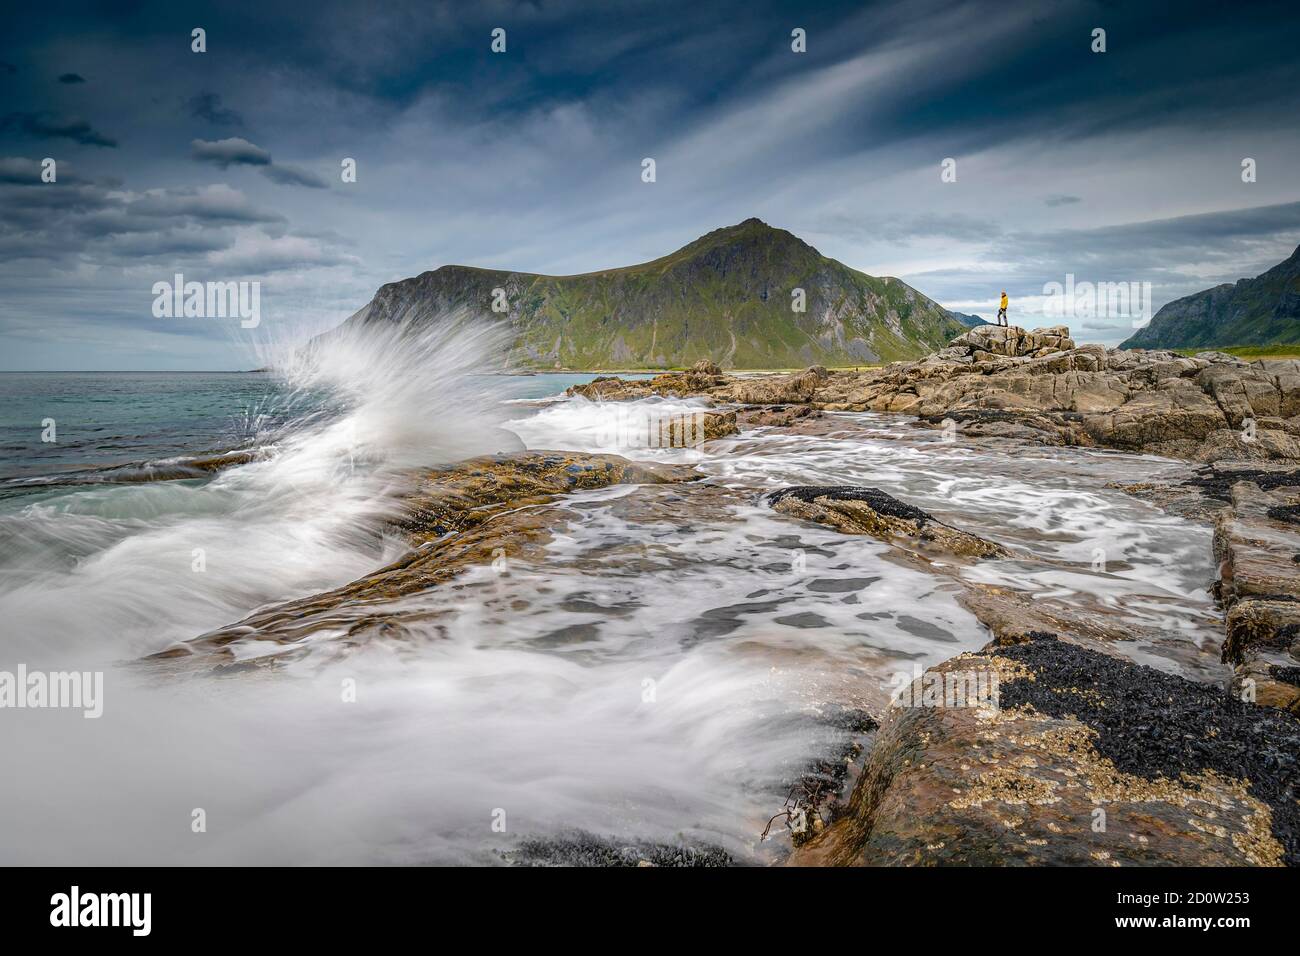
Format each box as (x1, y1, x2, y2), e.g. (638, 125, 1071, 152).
(2, 0, 1299, 370)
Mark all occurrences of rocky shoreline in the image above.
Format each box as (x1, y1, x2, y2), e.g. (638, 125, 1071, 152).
(153, 327, 1300, 865)
(148, 451, 702, 670)
(560, 325, 1300, 866)
(568, 323, 1300, 464)
(567, 326, 1300, 714)
(790, 629, 1296, 866)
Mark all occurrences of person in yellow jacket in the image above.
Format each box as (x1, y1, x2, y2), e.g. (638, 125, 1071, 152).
(997, 291, 1008, 326)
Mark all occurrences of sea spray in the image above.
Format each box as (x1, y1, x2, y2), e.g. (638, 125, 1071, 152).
(0, 319, 514, 666)
(270, 317, 519, 473)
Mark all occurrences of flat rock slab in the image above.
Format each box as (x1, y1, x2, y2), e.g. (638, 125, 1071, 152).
(791, 632, 1298, 867)
(148, 451, 702, 668)
(767, 485, 1008, 559)
(398, 450, 700, 541)
(564, 360, 728, 401)
(736, 404, 824, 429)
(1207, 478, 1300, 713)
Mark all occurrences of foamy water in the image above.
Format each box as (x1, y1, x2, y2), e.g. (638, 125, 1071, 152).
(0, 330, 1223, 864)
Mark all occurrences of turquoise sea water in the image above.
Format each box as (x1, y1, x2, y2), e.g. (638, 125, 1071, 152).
(0, 371, 650, 488)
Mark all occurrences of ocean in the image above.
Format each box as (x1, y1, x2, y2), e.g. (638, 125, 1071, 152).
(0, 370, 642, 491)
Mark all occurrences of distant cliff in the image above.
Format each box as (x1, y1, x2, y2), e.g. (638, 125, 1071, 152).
(947, 310, 989, 328)
(1122, 244, 1300, 349)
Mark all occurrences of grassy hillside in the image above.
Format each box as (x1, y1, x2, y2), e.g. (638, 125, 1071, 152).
(1172, 344, 1300, 360)
(336, 218, 965, 369)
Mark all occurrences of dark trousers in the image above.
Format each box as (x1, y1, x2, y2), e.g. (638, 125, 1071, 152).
(997, 307, 1007, 326)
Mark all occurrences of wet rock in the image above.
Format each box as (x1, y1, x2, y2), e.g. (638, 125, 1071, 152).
(148, 451, 702, 668)
(569, 327, 1300, 467)
(1104, 479, 1228, 521)
(1237, 656, 1300, 714)
(565, 364, 834, 409)
(15, 447, 268, 491)
(949, 324, 1076, 358)
(736, 404, 824, 428)
(1183, 461, 1300, 501)
(1191, 427, 1300, 463)
(719, 367, 830, 405)
(1224, 602, 1300, 659)
(763, 707, 880, 849)
(178, 449, 262, 473)
(397, 451, 699, 541)
(1211, 477, 1300, 712)
(791, 632, 1298, 867)
(564, 364, 727, 400)
(956, 584, 1140, 648)
(689, 409, 738, 443)
(564, 375, 655, 401)
(804, 327, 1300, 465)
(919, 409, 1081, 445)
(766, 485, 1009, 559)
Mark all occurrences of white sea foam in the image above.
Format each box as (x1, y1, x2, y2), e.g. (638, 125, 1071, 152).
(505, 394, 716, 462)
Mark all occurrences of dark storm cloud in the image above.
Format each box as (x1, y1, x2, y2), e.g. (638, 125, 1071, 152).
(6, 0, 1296, 171)
(190, 137, 327, 188)
(0, 156, 107, 187)
(260, 164, 328, 189)
(835, 0, 1300, 156)
(1005, 202, 1300, 270)
(190, 137, 271, 168)
(0, 156, 50, 183)
(0, 175, 289, 263)
(57, 73, 85, 84)
(2, 111, 116, 146)
(916, 203, 1300, 281)
(883, 203, 1300, 277)
(187, 92, 243, 127)
(105, 229, 234, 257)
(0, 183, 113, 224)
(0, 0, 1298, 367)
(814, 212, 995, 245)
(128, 185, 286, 225)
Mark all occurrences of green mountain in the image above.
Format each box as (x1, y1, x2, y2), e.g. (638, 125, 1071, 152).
(1121, 244, 1300, 349)
(330, 218, 965, 369)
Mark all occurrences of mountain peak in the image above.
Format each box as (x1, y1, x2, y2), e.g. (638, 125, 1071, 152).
(697, 217, 778, 238)
(337, 219, 964, 368)
(669, 217, 810, 262)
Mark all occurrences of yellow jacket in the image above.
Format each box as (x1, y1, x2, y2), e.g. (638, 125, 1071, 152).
(999, 293, 1008, 309)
